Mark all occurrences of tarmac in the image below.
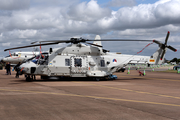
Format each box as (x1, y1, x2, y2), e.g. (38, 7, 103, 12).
(0, 67, 180, 120)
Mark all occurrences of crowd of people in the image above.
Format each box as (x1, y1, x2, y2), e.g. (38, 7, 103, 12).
(4, 62, 21, 78)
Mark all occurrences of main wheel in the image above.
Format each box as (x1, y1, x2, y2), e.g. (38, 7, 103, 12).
(26, 76, 32, 82)
(95, 78, 100, 81)
(41, 76, 49, 80)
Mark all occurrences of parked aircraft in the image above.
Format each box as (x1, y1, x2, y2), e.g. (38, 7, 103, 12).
(4, 32, 177, 81)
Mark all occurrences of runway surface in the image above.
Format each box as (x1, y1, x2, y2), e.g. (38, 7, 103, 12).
(0, 69, 180, 120)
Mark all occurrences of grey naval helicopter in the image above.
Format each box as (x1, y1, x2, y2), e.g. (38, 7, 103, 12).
(4, 32, 177, 81)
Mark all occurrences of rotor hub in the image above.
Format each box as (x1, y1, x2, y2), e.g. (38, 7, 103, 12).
(70, 38, 86, 44)
(161, 44, 166, 49)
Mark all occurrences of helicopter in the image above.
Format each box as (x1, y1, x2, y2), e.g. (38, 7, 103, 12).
(4, 31, 177, 81)
(1, 51, 40, 65)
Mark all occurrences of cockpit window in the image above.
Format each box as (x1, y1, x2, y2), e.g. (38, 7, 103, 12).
(5, 55, 10, 58)
(35, 56, 40, 59)
(31, 53, 49, 65)
(5, 53, 18, 58)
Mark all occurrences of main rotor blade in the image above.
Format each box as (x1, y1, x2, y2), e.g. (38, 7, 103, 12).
(160, 50, 166, 60)
(167, 45, 177, 52)
(88, 39, 153, 42)
(31, 40, 70, 44)
(86, 42, 102, 47)
(153, 40, 162, 46)
(32, 39, 154, 44)
(4, 42, 59, 51)
(165, 31, 170, 45)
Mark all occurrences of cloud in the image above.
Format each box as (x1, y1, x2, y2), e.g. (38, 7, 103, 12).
(30, 0, 79, 7)
(0, 0, 180, 60)
(2, 42, 11, 47)
(154, 0, 180, 22)
(66, 0, 111, 22)
(98, 0, 180, 31)
(108, 0, 136, 7)
(2, 0, 180, 35)
(2, 7, 62, 31)
(0, 0, 30, 10)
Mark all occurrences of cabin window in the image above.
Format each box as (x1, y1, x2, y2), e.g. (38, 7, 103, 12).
(100, 60, 105, 67)
(74, 58, 82, 67)
(65, 59, 70, 66)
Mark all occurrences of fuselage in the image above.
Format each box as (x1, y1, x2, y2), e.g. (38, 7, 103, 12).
(2, 52, 39, 64)
(20, 44, 155, 78)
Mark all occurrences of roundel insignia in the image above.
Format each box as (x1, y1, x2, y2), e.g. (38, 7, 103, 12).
(49, 62, 52, 66)
(113, 59, 117, 63)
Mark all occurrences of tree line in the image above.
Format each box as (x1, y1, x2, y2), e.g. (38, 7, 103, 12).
(166, 58, 180, 64)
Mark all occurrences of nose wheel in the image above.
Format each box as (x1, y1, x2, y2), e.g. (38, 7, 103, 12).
(26, 75, 36, 82)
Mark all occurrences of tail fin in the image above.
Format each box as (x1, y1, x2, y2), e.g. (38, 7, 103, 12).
(152, 47, 167, 65)
(93, 35, 102, 46)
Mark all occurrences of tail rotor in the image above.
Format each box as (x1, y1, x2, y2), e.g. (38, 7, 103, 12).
(153, 31, 177, 60)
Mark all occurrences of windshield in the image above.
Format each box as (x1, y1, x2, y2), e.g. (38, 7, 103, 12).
(5, 53, 18, 58)
(31, 52, 49, 65)
(5, 55, 10, 58)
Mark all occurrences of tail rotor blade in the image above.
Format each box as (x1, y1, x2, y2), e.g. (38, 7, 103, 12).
(165, 31, 170, 45)
(167, 45, 177, 52)
(153, 40, 162, 46)
(160, 50, 166, 60)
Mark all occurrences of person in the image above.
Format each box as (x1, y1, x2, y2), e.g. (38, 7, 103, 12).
(6, 62, 11, 75)
(14, 62, 21, 78)
(5, 63, 7, 74)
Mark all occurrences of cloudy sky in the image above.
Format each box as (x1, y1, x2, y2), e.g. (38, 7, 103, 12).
(0, 0, 180, 60)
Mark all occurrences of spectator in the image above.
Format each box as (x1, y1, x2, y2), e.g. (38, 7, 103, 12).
(6, 62, 11, 75)
(5, 63, 7, 74)
(14, 62, 21, 78)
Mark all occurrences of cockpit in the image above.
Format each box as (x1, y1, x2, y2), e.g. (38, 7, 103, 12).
(5, 53, 18, 58)
(31, 52, 49, 65)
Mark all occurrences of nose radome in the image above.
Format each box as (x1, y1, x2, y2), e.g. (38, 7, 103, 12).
(0, 59, 4, 63)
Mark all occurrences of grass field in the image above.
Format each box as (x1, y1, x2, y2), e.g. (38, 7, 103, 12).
(154, 69, 179, 73)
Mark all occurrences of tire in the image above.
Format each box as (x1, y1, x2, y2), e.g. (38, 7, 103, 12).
(41, 76, 49, 80)
(26, 76, 32, 82)
(95, 78, 100, 81)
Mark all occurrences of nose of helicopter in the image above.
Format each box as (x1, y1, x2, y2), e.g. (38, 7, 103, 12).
(19, 62, 34, 74)
(0, 58, 5, 63)
(18, 64, 27, 74)
(0, 59, 3, 63)
(1, 58, 8, 63)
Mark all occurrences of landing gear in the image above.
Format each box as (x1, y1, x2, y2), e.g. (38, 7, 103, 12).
(95, 78, 100, 81)
(26, 75, 31, 82)
(92, 77, 100, 81)
(41, 76, 49, 80)
(26, 75, 36, 82)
